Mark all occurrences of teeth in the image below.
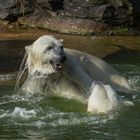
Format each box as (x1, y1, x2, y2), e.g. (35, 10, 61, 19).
(55, 64, 62, 69)
(57, 64, 62, 68)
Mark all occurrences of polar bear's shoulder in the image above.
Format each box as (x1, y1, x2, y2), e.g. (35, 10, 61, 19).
(64, 48, 132, 92)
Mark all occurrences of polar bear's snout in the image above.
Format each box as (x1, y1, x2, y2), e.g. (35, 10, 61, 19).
(50, 54, 66, 71)
(44, 41, 67, 72)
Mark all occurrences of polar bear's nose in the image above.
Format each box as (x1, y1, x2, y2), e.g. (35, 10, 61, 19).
(60, 55, 66, 63)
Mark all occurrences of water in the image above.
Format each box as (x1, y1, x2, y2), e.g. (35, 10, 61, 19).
(0, 36, 140, 139)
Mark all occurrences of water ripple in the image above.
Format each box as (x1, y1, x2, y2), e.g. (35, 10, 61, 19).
(0, 72, 17, 81)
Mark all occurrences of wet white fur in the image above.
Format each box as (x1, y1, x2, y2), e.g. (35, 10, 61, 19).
(24, 35, 133, 114)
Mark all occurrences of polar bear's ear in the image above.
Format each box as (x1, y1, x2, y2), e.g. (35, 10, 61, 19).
(25, 45, 32, 52)
(59, 39, 63, 43)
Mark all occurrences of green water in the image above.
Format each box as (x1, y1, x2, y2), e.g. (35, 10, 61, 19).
(0, 36, 140, 140)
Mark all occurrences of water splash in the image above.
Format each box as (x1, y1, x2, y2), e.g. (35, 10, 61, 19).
(114, 64, 140, 92)
(0, 73, 17, 81)
(14, 52, 28, 94)
(10, 107, 37, 119)
(0, 107, 36, 119)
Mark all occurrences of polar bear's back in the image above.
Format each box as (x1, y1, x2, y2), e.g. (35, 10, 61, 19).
(64, 48, 132, 93)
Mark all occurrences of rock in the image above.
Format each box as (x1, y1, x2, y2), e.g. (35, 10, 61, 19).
(128, 0, 140, 28)
(0, 0, 33, 21)
(63, 0, 133, 26)
(63, 0, 114, 20)
(19, 16, 112, 35)
(63, 2, 115, 22)
(128, 0, 140, 13)
(36, 0, 63, 10)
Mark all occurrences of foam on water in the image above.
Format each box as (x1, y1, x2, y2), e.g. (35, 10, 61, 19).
(31, 110, 117, 129)
(10, 107, 37, 119)
(114, 64, 140, 92)
(0, 98, 117, 129)
(0, 107, 37, 119)
(0, 73, 17, 81)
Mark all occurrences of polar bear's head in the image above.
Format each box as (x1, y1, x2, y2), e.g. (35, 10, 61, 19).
(25, 35, 66, 76)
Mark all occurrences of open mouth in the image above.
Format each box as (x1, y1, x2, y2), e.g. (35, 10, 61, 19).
(54, 63, 63, 71)
(50, 61, 64, 71)
(50, 56, 66, 71)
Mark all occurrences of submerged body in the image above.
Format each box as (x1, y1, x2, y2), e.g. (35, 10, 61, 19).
(19, 35, 133, 114)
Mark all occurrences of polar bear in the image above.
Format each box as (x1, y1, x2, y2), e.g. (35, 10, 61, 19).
(17, 35, 133, 114)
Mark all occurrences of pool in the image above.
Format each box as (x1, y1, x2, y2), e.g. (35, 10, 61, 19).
(0, 35, 140, 140)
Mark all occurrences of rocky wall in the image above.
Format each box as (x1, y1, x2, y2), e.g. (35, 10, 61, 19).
(0, 0, 139, 35)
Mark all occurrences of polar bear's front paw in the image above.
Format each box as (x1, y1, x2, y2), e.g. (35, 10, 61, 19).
(88, 83, 121, 114)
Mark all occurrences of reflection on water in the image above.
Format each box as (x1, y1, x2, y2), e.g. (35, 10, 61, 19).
(0, 36, 140, 139)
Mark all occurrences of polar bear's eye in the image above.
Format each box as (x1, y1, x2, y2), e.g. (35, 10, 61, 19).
(47, 46, 53, 50)
(44, 46, 54, 53)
